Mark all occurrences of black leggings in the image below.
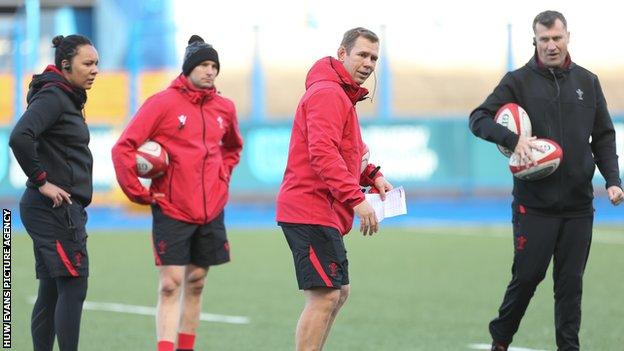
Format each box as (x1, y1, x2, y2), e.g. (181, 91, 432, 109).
(31, 277, 88, 351)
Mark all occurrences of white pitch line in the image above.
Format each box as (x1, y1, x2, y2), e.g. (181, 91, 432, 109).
(28, 297, 250, 325)
(468, 343, 548, 351)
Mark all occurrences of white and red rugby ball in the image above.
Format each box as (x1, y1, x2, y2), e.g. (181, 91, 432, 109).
(495, 103, 532, 157)
(136, 140, 169, 179)
(509, 138, 563, 181)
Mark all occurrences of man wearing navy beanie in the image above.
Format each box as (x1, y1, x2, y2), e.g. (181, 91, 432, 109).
(112, 34, 242, 351)
(182, 35, 220, 76)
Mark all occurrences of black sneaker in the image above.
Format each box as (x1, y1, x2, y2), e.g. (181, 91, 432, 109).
(491, 342, 508, 351)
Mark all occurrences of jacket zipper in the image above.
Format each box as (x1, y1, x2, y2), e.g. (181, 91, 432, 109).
(64, 141, 75, 197)
(549, 68, 564, 210)
(200, 96, 209, 223)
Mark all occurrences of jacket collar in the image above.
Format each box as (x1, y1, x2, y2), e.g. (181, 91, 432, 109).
(527, 51, 574, 79)
(27, 65, 88, 109)
(169, 74, 216, 104)
(305, 56, 369, 105)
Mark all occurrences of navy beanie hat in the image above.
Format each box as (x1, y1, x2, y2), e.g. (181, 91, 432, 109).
(182, 35, 219, 76)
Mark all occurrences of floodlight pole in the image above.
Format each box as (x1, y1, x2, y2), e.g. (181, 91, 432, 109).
(250, 25, 266, 122)
(25, 0, 39, 71)
(128, 23, 140, 118)
(506, 23, 514, 72)
(377, 25, 393, 121)
(54, 6, 78, 35)
(12, 18, 25, 122)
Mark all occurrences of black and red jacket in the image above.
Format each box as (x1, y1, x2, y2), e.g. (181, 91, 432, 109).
(112, 74, 243, 224)
(470, 54, 621, 214)
(10, 65, 93, 206)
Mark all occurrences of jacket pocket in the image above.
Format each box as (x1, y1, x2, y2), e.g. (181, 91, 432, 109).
(579, 149, 596, 183)
(326, 192, 335, 210)
(64, 144, 75, 185)
(68, 162, 75, 184)
(219, 164, 229, 183)
(167, 163, 176, 203)
(52, 203, 87, 242)
(339, 142, 358, 175)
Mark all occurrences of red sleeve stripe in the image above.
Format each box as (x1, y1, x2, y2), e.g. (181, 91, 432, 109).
(308, 246, 333, 288)
(36, 171, 47, 181)
(55, 240, 79, 277)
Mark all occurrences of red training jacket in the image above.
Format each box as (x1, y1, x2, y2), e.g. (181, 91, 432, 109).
(276, 57, 382, 235)
(112, 74, 243, 224)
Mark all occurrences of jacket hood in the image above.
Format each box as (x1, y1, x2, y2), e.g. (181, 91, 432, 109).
(169, 74, 216, 104)
(305, 56, 369, 105)
(27, 65, 87, 109)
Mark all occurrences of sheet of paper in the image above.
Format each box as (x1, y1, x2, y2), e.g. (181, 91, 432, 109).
(365, 193, 386, 222)
(364, 186, 407, 222)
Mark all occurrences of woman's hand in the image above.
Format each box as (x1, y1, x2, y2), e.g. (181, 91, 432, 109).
(39, 182, 72, 207)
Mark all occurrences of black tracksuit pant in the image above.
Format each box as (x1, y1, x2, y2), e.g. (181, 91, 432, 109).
(20, 188, 89, 351)
(489, 205, 593, 351)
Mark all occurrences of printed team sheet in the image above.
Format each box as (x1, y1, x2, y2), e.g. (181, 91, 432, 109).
(365, 186, 407, 222)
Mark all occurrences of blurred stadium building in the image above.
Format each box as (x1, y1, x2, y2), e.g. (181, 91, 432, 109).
(1, 0, 623, 228)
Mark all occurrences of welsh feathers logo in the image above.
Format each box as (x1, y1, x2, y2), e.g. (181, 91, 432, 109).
(74, 252, 82, 267)
(177, 115, 187, 129)
(517, 235, 527, 251)
(216, 116, 224, 129)
(328, 262, 338, 277)
(157, 240, 167, 255)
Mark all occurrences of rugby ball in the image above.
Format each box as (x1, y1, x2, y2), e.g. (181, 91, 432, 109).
(361, 144, 370, 174)
(509, 138, 563, 181)
(495, 103, 532, 157)
(136, 141, 169, 179)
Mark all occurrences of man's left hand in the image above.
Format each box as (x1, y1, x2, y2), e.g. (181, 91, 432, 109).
(607, 186, 623, 206)
(373, 177, 393, 201)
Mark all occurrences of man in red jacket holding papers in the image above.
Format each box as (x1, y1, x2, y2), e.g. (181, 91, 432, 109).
(276, 27, 392, 351)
